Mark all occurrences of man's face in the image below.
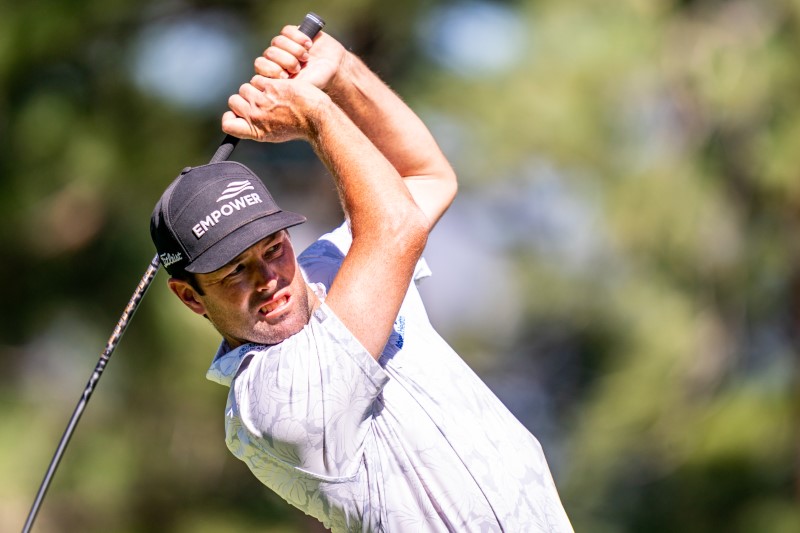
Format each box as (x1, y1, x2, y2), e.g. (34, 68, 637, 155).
(170, 230, 314, 348)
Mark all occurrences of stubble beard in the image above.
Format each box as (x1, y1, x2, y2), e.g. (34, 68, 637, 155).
(249, 284, 313, 345)
(208, 281, 314, 348)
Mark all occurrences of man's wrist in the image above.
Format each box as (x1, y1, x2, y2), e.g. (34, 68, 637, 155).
(326, 52, 364, 103)
(303, 89, 336, 141)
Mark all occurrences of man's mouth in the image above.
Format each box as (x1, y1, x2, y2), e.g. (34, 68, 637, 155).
(259, 294, 290, 318)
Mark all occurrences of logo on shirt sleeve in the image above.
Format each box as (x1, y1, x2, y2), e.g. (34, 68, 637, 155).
(393, 316, 405, 349)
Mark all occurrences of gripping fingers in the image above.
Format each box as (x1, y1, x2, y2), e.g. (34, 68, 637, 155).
(227, 92, 251, 120)
(255, 25, 317, 80)
(254, 56, 289, 79)
(250, 74, 269, 91)
(272, 33, 310, 62)
(280, 24, 314, 50)
(221, 110, 256, 140)
(226, 93, 257, 138)
(264, 45, 303, 75)
(224, 84, 267, 139)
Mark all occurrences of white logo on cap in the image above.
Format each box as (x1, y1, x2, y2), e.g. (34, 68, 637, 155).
(192, 181, 264, 239)
(160, 252, 183, 267)
(217, 180, 255, 202)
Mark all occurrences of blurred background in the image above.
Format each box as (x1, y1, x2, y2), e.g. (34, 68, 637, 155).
(2, 0, 799, 531)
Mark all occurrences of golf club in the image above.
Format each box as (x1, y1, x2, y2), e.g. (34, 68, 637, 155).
(21, 12, 325, 532)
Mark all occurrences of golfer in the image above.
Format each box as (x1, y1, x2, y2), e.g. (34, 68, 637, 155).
(150, 22, 573, 532)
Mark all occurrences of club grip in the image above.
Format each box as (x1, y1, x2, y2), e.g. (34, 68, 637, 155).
(209, 12, 327, 164)
(298, 12, 326, 38)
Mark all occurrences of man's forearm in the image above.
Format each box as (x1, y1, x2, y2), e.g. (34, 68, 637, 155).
(306, 92, 430, 357)
(308, 95, 419, 229)
(325, 53, 457, 228)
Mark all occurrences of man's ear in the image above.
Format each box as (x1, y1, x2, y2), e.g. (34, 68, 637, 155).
(168, 278, 208, 316)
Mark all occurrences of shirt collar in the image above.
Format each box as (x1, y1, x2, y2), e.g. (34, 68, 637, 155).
(204, 282, 326, 387)
(205, 340, 259, 387)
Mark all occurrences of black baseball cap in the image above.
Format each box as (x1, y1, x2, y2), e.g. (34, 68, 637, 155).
(150, 161, 306, 276)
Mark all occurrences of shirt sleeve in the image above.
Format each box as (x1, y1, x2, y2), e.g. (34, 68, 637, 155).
(228, 302, 390, 480)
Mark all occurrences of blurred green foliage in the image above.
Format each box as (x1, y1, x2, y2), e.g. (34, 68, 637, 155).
(2, 0, 799, 531)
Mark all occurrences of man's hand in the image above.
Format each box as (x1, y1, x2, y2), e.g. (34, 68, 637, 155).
(252, 24, 457, 231)
(221, 77, 329, 142)
(255, 26, 346, 91)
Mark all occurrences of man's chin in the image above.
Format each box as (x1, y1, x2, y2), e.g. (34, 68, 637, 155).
(249, 299, 312, 345)
(222, 285, 313, 348)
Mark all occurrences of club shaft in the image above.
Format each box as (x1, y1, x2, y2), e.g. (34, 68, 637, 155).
(22, 254, 160, 533)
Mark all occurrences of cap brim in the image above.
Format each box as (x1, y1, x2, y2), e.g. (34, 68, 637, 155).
(185, 211, 306, 274)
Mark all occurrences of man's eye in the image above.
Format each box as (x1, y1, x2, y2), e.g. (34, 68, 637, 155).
(266, 243, 282, 256)
(226, 264, 245, 279)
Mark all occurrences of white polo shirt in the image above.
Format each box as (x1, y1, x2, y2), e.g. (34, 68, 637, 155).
(206, 223, 573, 532)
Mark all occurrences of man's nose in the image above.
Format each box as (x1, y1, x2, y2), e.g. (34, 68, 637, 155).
(254, 261, 278, 291)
